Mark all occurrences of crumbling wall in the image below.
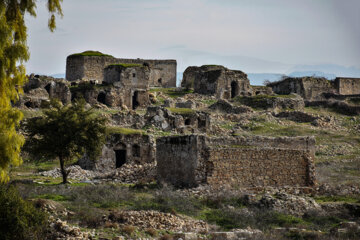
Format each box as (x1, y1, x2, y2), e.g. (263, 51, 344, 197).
(66, 54, 176, 87)
(79, 133, 155, 172)
(17, 75, 71, 108)
(182, 65, 252, 99)
(268, 77, 336, 100)
(156, 135, 316, 188)
(335, 77, 360, 95)
(156, 135, 204, 187)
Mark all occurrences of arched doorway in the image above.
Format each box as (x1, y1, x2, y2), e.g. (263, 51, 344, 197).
(97, 92, 106, 104)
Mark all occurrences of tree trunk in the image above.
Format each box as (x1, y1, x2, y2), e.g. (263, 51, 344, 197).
(59, 156, 69, 184)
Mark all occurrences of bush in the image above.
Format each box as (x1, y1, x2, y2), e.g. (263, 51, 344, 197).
(0, 185, 48, 240)
(145, 228, 158, 237)
(121, 225, 136, 235)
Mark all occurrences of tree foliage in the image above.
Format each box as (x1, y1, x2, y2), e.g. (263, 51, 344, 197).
(25, 100, 107, 183)
(0, 0, 62, 182)
(0, 185, 48, 240)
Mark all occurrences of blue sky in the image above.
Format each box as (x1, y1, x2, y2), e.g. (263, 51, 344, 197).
(25, 0, 360, 75)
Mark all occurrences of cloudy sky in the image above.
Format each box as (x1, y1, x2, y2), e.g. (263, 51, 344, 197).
(25, 0, 360, 76)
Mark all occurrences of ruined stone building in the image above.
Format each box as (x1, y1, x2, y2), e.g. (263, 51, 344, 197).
(267, 77, 360, 100)
(102, 64, 151, 109)
(66, 51, 177, 87)
(157, 135, 316, 188)
(79, 132, 155, 172)
(181, 65, 252, 99)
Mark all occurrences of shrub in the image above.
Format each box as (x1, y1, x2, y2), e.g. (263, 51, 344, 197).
(145, 228, 158, 237)
(0, 185, 48, 240)
(121, 225, 136, 235)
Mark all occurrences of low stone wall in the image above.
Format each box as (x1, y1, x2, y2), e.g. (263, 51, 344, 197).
(305, 100, 360, 116)
(156, 135, 316, 188)
(206, 147, 315, 188)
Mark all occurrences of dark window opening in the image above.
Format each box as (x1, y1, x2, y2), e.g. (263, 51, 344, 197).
(24, 101, 32, 108)
(255, 91, 261, 95)
(133, 73, 136, 78)
(97, 92, 106, 104)
(185, 119, 191, 125)
(44, 83, 51, 94)
(197, 118, 206, 128)
(158, 78, 162, 84)
(132, 91, 139, 110)
(115, 150, 126, 168)
(231, 81, 238, 98)
(132, 144, 140, 157)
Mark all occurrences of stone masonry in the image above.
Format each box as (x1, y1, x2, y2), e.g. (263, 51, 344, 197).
(268, 76, 360, 100)
(79, 133, 155, 172)
(157, 135, 316, 188)
(181, 65, 252, 99)
(66, 51, 177, 87)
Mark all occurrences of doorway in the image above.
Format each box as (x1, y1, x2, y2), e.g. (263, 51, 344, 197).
(97, 92, 106, 104)
(231, 81, 238, 98)
(132, 91, 139, 110)
(115, 150, 126, 168)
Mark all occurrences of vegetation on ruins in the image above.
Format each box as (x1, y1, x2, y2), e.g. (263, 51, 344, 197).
(108, 63, 144, 68)
(106, 126, 146, 136)
(165, 107, 195, 115)
(24, 100, 107, 183)
(0, 0, 62, 183)
(69, 50, 114, 58)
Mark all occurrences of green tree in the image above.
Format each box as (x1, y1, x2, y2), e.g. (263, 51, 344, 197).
(25, 100, 107, 183)
(0, 0, 63, 182)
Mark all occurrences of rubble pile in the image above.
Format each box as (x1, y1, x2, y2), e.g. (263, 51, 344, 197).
(107, 210, 208, 232)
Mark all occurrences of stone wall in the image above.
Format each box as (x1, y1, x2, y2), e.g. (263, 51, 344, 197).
(79, 133, 155, 172)
(268, 77, 335, 100)
(17, 75, 71, 108)
(182, 65, 252, 99)
(206, 148, 314, 188)
(156, 135, 205, 187)
(66, 54, 176, 87)
(335, 77, 360, 95)
(156, 135, 316, 188)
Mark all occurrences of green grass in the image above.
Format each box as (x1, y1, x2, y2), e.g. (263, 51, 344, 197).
(201, 99, 217, 105)
(314, 195, 360, 204)
(107, 63, 144, 68)
(35, 193, 73, 201)
(106, 126, 146, 135)
(69, 50, 113, 58)
(149, 88, 193, 98)
(20, 109, 44, 119)
(165, 107, 195, 115)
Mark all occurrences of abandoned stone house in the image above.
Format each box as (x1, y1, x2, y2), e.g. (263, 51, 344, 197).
(78, 132, 155, 172)
(66, 51, 177, 87)
(181, 65, 252, 99)
(267, 76, 360, 100)
(157, 135, 316, 188)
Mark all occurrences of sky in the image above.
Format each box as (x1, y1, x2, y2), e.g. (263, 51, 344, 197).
(25, 0, 360, 76)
